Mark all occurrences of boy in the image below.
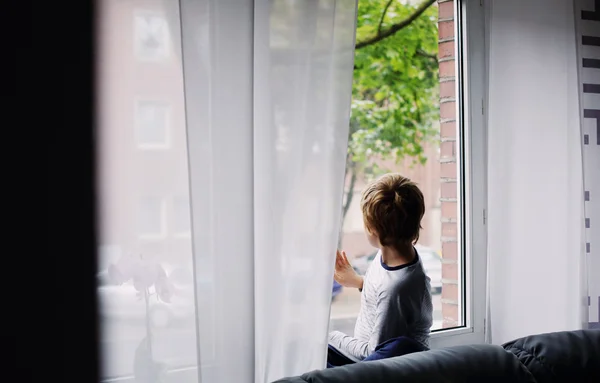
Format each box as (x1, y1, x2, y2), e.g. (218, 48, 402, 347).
(328, 173, 433, 366)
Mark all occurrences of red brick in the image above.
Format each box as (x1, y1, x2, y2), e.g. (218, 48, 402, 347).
(442, 302, 459, 323)
(440, 181, 457, 199)
(440, 161, 457, 178)
(442, 241, 458, 259)
(442, 283, 459, 301)
(439, 59, 455, 78)
(441, 200, 457, 220)
(439, 3, 459, 327)
(440, 101, 456, 120)
(439, 1, 455, 20)
(442, 222, 457, 238)
(438, 20, 455, 40)
(440, 80, 456, 99)
(440, 141, 454, 158)
(442, 261, 459, 280)
(438, 41, 455, 59)
(440, 121, 456, 138)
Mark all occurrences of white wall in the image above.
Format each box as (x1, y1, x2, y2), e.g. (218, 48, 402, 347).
(576, 0, 600, 329)
(486, 0, 586, 344)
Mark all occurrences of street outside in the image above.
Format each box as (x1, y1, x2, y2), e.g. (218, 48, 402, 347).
(100, 287, 442, 381)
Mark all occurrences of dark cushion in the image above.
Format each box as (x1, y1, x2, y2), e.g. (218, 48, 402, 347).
(273, 344, 535, 383)
(502, 329, 600, 383)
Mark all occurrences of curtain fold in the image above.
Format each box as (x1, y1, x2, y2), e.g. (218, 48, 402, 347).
(486, 0, 586, 344)
(180, 0, 358, 381)
(180, 0, 256, 381)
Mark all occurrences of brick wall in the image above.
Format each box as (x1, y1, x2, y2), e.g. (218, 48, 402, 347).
(438, 0, 460, 328)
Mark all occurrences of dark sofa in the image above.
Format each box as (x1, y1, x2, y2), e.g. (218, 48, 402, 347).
(273, 329, 600, 383)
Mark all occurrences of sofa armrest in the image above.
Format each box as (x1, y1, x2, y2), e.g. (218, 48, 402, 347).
(503, 329, 600, 383)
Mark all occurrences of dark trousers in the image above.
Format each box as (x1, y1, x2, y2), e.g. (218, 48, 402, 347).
(327, 336, 428, 368)
(327, 345, 356, 368)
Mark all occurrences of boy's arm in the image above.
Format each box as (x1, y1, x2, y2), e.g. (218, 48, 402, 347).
(328, 331, 367, 362)
(329, 289, 407, 360)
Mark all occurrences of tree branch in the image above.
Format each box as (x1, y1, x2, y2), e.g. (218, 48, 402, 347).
(338, 163, 358, 248)
(416, 48, 437, 61)
(341, 165, 358, 223)
(378, 0, 395, 34)
(356, 0, 437, 50)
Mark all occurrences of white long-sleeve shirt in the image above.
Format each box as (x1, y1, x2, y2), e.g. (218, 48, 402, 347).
(328, 249, 433, 361)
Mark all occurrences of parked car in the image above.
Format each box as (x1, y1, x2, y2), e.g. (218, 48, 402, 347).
(351, 252, 377, 276)
(99, 265, 343, 324)
(417, 246, 442, 295)
(332, 280, 343, 300)
(351, 245, 443, 294)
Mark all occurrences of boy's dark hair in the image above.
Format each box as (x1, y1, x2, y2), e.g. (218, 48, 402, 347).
(360, 173, 425, 247)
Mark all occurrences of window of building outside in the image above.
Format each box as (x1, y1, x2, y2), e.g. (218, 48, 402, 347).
(135, 100, 170, 148)
(172, 195, 191, 236)
(137, 196, 166, 238)
(134, 12, 171, 61)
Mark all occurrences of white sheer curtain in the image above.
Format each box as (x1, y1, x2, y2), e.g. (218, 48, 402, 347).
(253, 1, 357, 380)
(97, 0, 357, 382)
(180, 0, 255, 381)
(485, 0, 586, 344)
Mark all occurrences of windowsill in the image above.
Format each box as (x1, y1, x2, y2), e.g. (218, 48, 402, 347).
(430, 325, 472, 337)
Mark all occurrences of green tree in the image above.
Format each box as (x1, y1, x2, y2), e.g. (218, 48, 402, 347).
(341, 0, 439, 227)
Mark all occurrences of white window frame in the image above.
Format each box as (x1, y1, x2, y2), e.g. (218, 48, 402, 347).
(134, 98, 172, 150)
(133, 10, 171, 62)
(429, 0, 488, 348)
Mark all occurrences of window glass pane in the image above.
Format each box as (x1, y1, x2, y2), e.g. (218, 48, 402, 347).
(329, 0, 463, 334)
(97, 1, 198, 381)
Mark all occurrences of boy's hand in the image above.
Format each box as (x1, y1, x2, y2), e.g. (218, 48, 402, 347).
(334, 250, 364, 290)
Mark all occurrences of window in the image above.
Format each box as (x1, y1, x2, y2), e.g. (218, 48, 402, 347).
(134, 11, 170, 61)
(135, 100, 170, 148)
(136, 196, 166, 238)
(330, 0, 487, 348)
(97, 1, 487, 381)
